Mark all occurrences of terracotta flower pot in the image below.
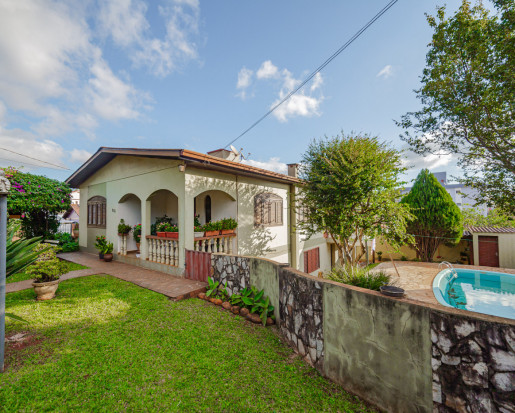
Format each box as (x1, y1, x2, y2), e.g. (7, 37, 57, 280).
(166, 232, 179, 239)
(32, 280, 59, 301)
(136, 242, 140, 251)
(156, 232, 166, 238)
(205, 230, 218, 237)
(220, 230, 235, 235)
(103, 253, 113, 262)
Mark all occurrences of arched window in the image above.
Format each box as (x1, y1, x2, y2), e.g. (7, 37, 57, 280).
(205, 195, 212, 223)
(87, 196, 106, 228)
(254, 193, 283, 227)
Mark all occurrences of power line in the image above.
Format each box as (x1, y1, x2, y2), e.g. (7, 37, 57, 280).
(0, 147, 69, 170)
(224, 0, 399, 149)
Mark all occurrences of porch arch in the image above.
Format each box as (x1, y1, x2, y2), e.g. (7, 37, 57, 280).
(194, 189, 237, 225)
(117, 193, 141, 253)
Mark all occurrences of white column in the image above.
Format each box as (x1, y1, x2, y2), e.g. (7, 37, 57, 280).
(140, 199, 151, 260)
(178, 183, 194, 270)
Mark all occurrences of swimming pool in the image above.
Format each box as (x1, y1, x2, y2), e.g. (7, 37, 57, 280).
(433, 268, 515, 320)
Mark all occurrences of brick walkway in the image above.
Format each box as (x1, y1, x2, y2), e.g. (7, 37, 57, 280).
(6, 252, 207, 300)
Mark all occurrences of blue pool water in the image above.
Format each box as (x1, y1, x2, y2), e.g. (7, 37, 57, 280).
(433, 268, 515, 320)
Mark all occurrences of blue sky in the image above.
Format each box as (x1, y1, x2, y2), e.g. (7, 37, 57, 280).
(0, 0, 469, 184)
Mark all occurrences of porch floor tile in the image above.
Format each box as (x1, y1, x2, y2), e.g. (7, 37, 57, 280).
(7, 252, 207, 300)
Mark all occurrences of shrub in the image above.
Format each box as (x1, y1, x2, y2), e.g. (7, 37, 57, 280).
(35, 243, 60, 262)
(326, 265, 391, 291)
(52, 232, 79, 252)
(6, 221, 48, 277)
(94, 235, 107, 252)
(221, 217, 238, 230)
(27, 257, 67, 283)
(133, 224, 142, 243)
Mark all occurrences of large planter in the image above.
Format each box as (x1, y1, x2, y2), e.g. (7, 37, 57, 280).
(32, 280, 59, 301)
(205, 230, 219, 237)
(104, 253, 113, 262)
(194, 232, 204, 238)
(166, 232, 179, 239)
(118, 232, 130, 237)
(156, 232, 166, 238)
(220, 229, 235, 235)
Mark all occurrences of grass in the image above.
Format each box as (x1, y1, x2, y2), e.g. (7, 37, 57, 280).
(7, 260, 88, 284)
(3, 275, 374, 412)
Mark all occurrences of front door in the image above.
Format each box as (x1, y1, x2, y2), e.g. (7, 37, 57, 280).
(478, 236, 499, 267)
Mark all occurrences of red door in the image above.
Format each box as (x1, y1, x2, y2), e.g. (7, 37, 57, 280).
(478, 236, 499, 267)
(185, 249, 211, 282)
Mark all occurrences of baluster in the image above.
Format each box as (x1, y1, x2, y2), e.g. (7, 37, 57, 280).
(123, 234, 127, 255)
(223, 236, 228, 253)
(156, 239, 160, 263)
(160, 239, 165, 264)
(147, 237, 152, 260)
(165, 240, 170, 265)
(173, 240, 177, 266)
(228, 235, 233, 254)
(151, 239, 155, 261)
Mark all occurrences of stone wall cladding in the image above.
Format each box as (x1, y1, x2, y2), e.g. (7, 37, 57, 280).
(431, 311, 515, 413)
(211, 254, 250, 295)
(279, 268, 324, 370)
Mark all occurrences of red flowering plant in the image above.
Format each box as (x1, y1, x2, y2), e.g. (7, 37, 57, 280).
(2, 167, 72, 238)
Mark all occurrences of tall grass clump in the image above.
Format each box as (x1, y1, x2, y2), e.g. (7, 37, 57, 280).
(326, 265, 391, 291)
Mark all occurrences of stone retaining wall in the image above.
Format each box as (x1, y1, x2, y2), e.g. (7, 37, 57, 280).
(211, 253, 515, 413)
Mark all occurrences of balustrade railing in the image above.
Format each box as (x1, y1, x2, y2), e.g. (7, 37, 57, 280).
(146, 235, 179, 267)
(193, 233, 236, 254)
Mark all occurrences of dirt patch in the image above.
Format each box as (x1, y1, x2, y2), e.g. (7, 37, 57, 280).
(4, 331, 45, 371)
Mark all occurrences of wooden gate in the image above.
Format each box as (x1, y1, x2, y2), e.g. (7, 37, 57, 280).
(185, 249, 211, 282)
(478, 236, 499, 267)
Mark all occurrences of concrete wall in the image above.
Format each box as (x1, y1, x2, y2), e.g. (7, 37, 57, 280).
(376, 238, 470, 264)
(211, 253, 515, 413)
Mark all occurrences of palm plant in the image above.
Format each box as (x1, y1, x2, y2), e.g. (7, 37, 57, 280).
(7, 221, 49, 278)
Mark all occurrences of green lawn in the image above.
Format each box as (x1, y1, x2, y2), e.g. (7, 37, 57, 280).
(7, 260, 88, 284)
(3, 276, 373, 412)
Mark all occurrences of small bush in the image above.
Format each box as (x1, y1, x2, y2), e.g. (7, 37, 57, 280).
(35, 243, 60, 262)
(52, 232, 79, 252)
(27, 257, 67, 282)
(400, 255, 408, 261)
(326, 265, 391, 291)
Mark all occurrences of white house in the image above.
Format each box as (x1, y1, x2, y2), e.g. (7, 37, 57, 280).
(66, 147, 332, 277)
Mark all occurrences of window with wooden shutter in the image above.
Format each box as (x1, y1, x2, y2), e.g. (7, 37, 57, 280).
(304, 247, 320, 273)
(254, 193, 283, 227)
(87, 196, 106, 228)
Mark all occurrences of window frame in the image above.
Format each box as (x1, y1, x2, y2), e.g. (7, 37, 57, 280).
(87, 196, 106, 228)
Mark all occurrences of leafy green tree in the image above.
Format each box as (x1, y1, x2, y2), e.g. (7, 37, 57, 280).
(2, 167, 71, 237)
(462, 207, 515, 228)
(397, 0, 515, 214)
(401, 169, 464, 262)
(299, 133, 412, 266)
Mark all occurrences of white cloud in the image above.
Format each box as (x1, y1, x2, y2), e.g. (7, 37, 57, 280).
(376, 65, 394, 79)
(256, 60, 279, 79)
(272, 94, 322, 123)
(236, 60, 324, 121)
(0, 128, 67, 170)
(402, 147, 455, 170)
(236, 67, 253, 99)
(242, 157, 287, 174)
(0, 0, 149, 138)
(70, 148, 92, 163)
(99, 0, 200, 77)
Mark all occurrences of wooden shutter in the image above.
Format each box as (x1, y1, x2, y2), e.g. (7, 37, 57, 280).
(254, 193, 283, 227)
(87, 196, 107, 228)
(304, 247, 320, 273)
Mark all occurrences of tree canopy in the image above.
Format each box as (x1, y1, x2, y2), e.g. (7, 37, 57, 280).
(462, 207, 515, 228)
(2, 167, 71, 237)
(401, 169, 464, 262)
(298, 133, 412, 266)
(397, 0, 515, 215)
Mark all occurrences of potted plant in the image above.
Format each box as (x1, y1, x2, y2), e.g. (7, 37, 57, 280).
(165, 224, 179, 239)
(133, 223, 142, 251)
(117, 219, 132, 236)
(95, 235, 107, 260)
(156, 222, 167, 238)
(203, 221, 219, 237)
(28, 257, 67, 300)
(194, 214, 204, 238)
(102, 241, 114, 262)
(377, 251, 383, 262)
(220, 217, 238, 235)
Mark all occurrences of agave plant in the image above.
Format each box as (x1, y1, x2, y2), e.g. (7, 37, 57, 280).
(6, 221, 49, 278)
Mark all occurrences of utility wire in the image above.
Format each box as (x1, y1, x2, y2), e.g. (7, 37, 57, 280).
(0, 147, 69, 170)
(224, 0, 399, 149)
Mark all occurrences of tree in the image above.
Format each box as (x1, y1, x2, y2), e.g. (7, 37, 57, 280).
(462, 207, 515, 228)
(2, 167, 71, 238)
(401, 169, 464, 262)
(397, 0, 515, 215)
(298, 133, 412, 267)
